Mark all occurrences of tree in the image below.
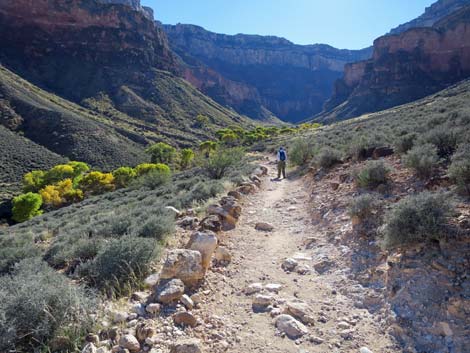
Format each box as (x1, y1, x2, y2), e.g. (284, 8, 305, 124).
(44, 164, 75, 185)
(12, 192, 43, 223)
(180, 148, 195, 170)
(221, 132, 239, 146)
(40, 179, 83, 208)
(67, 161, 90, 178)
(79, 172, 115, 195)
(112, 167, 137, 188)
(203, 147, 245, 179)
(145, 142, 177, 164)
(199, 141, 218, 158)
(195, 114, 210, 128)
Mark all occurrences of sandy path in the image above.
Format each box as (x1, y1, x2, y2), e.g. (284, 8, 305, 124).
(197, 160, 401, 353)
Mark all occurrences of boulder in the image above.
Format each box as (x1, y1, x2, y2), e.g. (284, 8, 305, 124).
(207, 204, 237, 231)
(178, 216, 199, 229)
(118, 335, 140, 353)
(265, 283, 282, 293)
(227, 190, 242, 200)
(170, 339, 202, 353)
(199, 215, 222, 232)
(220, 196, 242, 219)
(253, 294, 274, 307)
(186, 231, 218, 270)
(144, 273, 160, 287)
(173, 311, 198, 328)
(360, 347, 373, 353)
(160, 249, 205, 286)
(255, 222, 274, 232)
(146, 303, 161, 314)
(245, 283, 263, 295)
(181, 294, 194, 310)
(237, 183, 256, 195)
(285, 301, 315, 324)
(275, 314, 308, 339)
(253, 166, 268, 176)
(155, 278, 185, 304)
(372, 146, 394, 159)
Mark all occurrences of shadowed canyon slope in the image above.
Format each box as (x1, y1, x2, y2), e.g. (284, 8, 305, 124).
(0, 0, 251, 161)
(164, 24, 372, 123)
(316, 4, 470, 123)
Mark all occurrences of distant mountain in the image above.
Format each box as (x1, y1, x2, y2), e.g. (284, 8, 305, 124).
(0, 0, 252, 157)
(390, 0, 470, 34)
(315, 4, 470, 123)
(164, 24, 372, 123)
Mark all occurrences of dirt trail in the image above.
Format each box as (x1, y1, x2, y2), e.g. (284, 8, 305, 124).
(198, 160, 400, 353)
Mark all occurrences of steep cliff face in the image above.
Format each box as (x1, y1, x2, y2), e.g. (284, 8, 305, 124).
(390, 0, 470, 34)
(318, 5, 470, 122)
(164, 24, 372, 122)
(0, 0, 250, 157)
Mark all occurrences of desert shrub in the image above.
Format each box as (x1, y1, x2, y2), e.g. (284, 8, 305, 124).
(135, 163, 171, 176)
(394, 133, 416, 154)
(0, 234, 41, 274)
(78, 237, 160, 296)
(424, 126, 459, 158)
(355, 161, 390, 189)
(40, 179, 83, 208)
(67, 161, 90, 177)
(145, 142, 177, 164)
(180, 180, 225, 207)
(0, 259, 95, 352)
(79, 171, 115, 195)
(43, 164, 75, 185)
(131, 169, 171, 189)
(12, 192, 43, 223)
(348, 194, 378, 221)
(403, 143, 439, 179)
(448, 144, 470, 196)
(314, 147, 342, 169)
(348, 135, 377, 161)
(289, 138, 315, 166)
(22, 170, 46, 192)
(203, 147, 245, 179)
(180, 148, 195, 169)
(112, 167, 137, 188)
(133, 211, 174, 240)
(382, 192, 453, 248)
(45, 235, 104, 269)
(195, 114, 210, 128)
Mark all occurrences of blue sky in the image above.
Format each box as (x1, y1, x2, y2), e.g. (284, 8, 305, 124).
(142, 0, 435, 49)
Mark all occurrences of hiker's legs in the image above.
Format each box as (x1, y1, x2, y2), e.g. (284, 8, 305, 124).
(282, 162, 286, 178)
(277, 162, 282, 179)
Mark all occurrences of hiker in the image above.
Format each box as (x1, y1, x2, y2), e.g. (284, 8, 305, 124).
(277, 147, 287, 179)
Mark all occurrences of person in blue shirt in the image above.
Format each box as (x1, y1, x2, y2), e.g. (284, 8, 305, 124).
(277, 147, 287, 179)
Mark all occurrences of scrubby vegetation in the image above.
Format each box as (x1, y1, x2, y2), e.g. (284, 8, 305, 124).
(354, 161, 391, 189)
(382, 192, 453, 248)
(448, 144, 470, 197)
(403, 144, 440, 179)
(348, 194, 379, 222)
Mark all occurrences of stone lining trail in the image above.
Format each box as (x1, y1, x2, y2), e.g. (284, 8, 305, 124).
(195, 159, 400, 353)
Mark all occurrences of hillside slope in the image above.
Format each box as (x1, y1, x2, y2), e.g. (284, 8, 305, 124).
(0, 0, 252, 149)
(164, 24, 372, 123)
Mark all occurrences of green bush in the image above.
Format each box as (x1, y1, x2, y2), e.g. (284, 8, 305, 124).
(145, 142, 177, 164)
(131, 169, 172, 189)
(22, 170, 46, 192)
(12, 192, 43, 223)
(0, 234, 41, 274)
(394, 133, 416, 155)
(424, 126, 459, 158)
(348, 136, 377, 161)
(203, 147, 245, 179)
(78, 171, 115, 195)
(314, 147, 342, 169)
(348, 194, 378, 221)
(180, 180, 225, 207)
(133, 211, 174, 240)
(0, 259, 95, 352)
(45, 235, 103, 269)
(112, 167, 137, 188)
(289, 138, 315, 166)
(403, 143, 439, 179)
(78, 237, 160, 296)
(180, 148, 195, 169)
(448, 144, 470, 196)
(355, 161, 390, 189)
(382, 192, 453, 248)
(135, 163, 171, 176)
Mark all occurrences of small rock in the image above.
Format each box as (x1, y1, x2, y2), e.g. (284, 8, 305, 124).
(309, 336, 324, 344)
(296, 264, 311, 275)
(214, 246, 231, 263)
(118, 335, 140, 353)
(255, 222, 274, 232)
(199, 215, 222, 232)
(160, 249, 205, 286)
(181, 294, 194, 310)
(170, 339, 202, 353)
(253, 294, 274, 307)
(360, 348, 373, 353)
(82, 343, 97, 353)
(282, 258, 298, 272)
(190, 293, 203, 305)
(186, 231, 218, 270)
(146, 303, 161, 315)
(113, 311, 128, 324)
(337, 321, 350, 329)
(275, 315, 308, 339)
(265, 283, 282, 293)
(228, 190, 242, 199)
(144, 273, 160, 288)
(173, 311, 198, 328)
(245, 283, 263, 295)
(155, 278, 185, 304)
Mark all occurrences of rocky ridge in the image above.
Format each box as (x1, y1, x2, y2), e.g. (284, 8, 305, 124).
(317, 4, 470, 123)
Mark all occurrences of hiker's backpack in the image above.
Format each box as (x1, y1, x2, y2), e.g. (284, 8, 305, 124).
(279, 150, 286, 161)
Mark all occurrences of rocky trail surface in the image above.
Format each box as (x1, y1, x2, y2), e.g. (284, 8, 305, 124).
(194, 160, 400, 353)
